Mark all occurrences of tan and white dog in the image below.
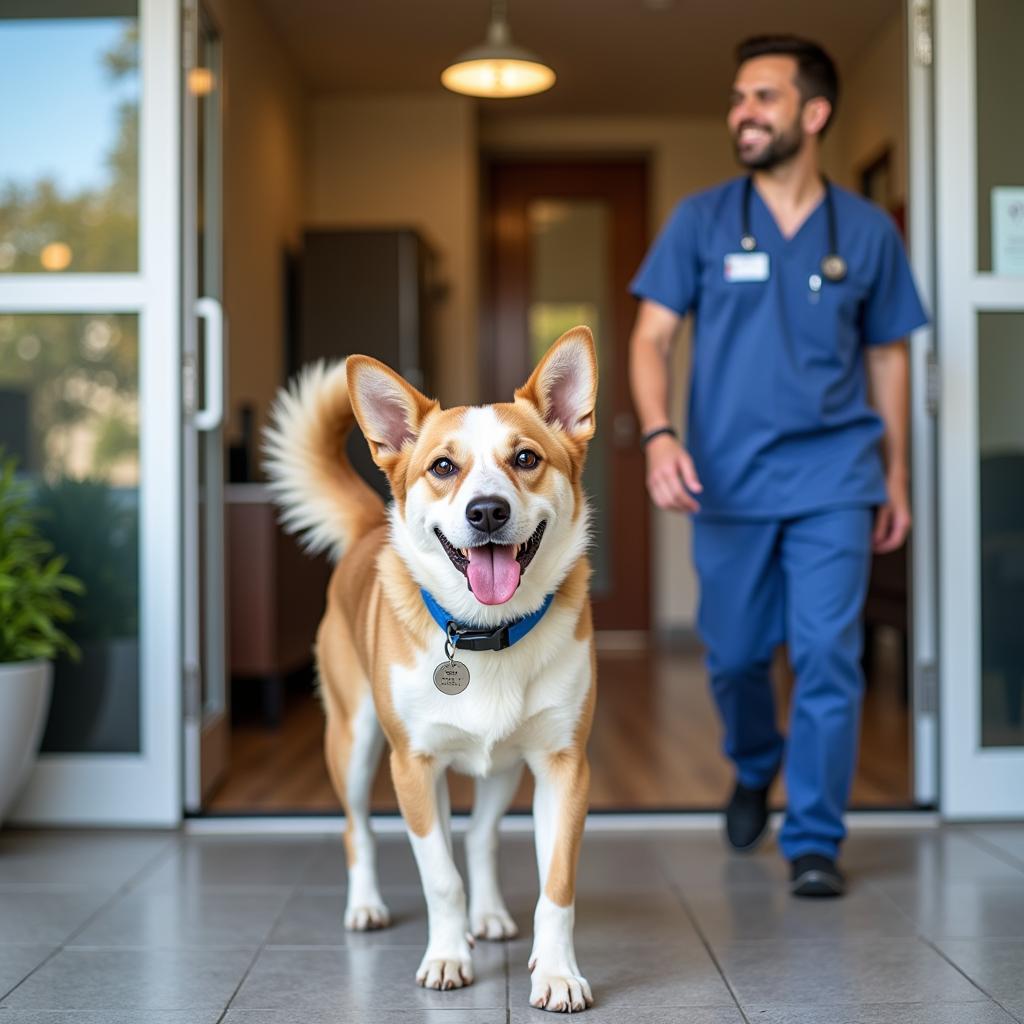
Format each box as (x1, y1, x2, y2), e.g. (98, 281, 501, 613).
(263, 326, 598, 1013)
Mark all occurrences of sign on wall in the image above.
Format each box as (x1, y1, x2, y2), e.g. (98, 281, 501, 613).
(992, 187, 1024, 275)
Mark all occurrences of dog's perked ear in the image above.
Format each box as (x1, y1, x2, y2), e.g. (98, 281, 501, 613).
(346, 356, 437, 474)
(515, 325, 598, 444)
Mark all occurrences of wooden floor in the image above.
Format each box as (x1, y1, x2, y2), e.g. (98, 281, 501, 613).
(208, 632, 911, 814)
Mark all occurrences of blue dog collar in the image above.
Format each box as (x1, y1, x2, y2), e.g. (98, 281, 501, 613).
(420, 589, 555, 652)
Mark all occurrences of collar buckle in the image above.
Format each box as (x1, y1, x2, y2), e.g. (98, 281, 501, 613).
(446, 621, 511, 653)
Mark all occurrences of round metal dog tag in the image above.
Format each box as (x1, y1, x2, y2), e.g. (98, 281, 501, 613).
(433, 660, 470, 695)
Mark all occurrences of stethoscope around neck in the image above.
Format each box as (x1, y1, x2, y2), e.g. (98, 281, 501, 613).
(740, 175, 848, 285)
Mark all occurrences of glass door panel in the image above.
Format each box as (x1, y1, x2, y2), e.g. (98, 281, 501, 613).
(0, 312, 140, 753)
(0, 0, 182, 823)
(977, 312, 1024, 748)
(936, 0, 1024, 817)
(975, 0, 1024, 274)
(0, 8, 139, 273)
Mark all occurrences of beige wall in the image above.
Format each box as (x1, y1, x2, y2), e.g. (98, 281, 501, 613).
(836, 13, 908, 203)
(207, 0, 308, 448)
(306, 94, 479, 408)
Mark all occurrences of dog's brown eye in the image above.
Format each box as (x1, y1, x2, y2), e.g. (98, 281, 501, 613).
(430, 457, 457, 478)
(515, 449, 540, 470)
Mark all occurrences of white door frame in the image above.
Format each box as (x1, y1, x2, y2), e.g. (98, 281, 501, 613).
(1, 0, 182, 825)
(182, 0, 229, 812)
(935, 0, 1024, 818)
(905, 0, 940, 807)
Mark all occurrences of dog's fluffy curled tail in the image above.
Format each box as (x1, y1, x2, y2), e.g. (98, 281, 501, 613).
(263, 360, 385, 560)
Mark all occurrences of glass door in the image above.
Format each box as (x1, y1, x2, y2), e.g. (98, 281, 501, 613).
(935, 0, 1024, 817)
(182, 0, 228, 811)
(0, 0, 182, 823)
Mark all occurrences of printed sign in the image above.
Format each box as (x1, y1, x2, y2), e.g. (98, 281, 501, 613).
(992, 187, 1024, 276)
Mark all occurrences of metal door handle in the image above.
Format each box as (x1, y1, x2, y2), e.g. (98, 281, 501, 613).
(194, 297, 224, 431)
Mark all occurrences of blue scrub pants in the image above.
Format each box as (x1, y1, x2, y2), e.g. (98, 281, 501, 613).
(692, 507, 874, 860)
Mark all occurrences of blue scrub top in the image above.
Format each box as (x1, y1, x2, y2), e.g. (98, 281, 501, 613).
(631, 176, 929, 520)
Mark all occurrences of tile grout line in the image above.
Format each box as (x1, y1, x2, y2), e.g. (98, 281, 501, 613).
(0, 833, 180, 1006)
(861, 877, 934, 934)
(918, 931, 1017, 1014)
(215, 852, 314, 1024)
(961, 829, 1024, 875)
(653, 847, 752, 1024)
(213, 943, 265, 1024)
(864, 879, 1022, 1020)
(999, 999, 1024, 1024)
(210, 827, 328, 1022)
(505, 937, 512, 1023)
(930, 835, 1024, 1024)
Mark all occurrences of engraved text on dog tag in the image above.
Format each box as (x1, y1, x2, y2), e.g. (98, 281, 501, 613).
(433, 659, 470, 695)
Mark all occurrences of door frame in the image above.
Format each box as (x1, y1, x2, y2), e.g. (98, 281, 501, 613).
(1, 0, 182, 825)
(905, 0, 940, 807)
(182, 0, 229, 812)
(934, 0, 1024, 818)
(484, 158, 650, 632)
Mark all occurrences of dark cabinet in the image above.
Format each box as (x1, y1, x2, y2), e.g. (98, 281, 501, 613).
(293, 228, 438, 499)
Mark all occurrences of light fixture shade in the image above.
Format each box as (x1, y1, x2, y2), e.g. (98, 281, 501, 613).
(441, 5, 555, 98)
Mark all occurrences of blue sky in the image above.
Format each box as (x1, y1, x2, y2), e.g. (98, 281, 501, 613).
(0, 19, 138, 195)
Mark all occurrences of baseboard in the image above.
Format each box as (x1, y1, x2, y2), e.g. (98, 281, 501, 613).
(185, 808, 940, 835)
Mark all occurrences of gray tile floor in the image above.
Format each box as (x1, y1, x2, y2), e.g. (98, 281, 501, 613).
(0, 823, 1023, 1022)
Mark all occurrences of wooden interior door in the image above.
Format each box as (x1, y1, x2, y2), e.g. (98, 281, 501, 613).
(486, 160, 650, 631)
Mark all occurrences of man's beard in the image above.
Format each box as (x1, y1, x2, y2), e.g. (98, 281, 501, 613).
(733, 119, 804, 170)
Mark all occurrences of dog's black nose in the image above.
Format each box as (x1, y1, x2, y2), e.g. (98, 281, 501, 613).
(466, 495, 511, 535)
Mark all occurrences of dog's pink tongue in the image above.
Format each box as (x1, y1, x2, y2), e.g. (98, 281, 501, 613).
(466, 544, 521, 605)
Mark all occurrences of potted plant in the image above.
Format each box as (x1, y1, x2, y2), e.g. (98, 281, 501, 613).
(0, 453, 82, 825)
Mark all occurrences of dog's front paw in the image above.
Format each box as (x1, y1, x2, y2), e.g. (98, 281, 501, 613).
(344, 900, 390, 931)
(470, 904, 518, 940)
(416, 953, 474, 990)
(528, 964, 593, 1013)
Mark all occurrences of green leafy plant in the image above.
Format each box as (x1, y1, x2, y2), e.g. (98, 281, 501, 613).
(0, 454, 84, 663)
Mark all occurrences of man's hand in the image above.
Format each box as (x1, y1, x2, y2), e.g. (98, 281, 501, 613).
(873, 468, 911, 553)
(866, 342, 911, 553)
(645, 434, 703, 513)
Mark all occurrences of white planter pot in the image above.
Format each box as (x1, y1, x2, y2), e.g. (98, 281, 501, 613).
(0, 660, 53, 826)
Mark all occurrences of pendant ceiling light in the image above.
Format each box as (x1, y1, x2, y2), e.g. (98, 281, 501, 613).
(441, 0, 555, 99)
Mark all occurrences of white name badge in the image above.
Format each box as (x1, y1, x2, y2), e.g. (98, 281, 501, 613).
(724, 252, 770, 282)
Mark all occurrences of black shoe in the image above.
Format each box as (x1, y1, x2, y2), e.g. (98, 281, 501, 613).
(724, 779, 772, 852)
(790, 854, 846, 898)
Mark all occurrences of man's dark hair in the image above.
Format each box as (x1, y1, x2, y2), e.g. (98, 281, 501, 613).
(736, 35, 839, 134)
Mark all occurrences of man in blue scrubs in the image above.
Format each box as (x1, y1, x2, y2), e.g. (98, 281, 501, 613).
(629, 36, 927, 896)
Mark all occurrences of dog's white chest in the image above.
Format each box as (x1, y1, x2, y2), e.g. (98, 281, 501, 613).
(389, 630, 591, 774)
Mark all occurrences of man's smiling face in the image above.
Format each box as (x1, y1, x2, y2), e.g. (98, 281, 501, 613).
(727, 54, 807, 170)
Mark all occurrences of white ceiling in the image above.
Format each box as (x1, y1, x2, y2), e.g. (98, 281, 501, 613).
(257, 0, 902, 118)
